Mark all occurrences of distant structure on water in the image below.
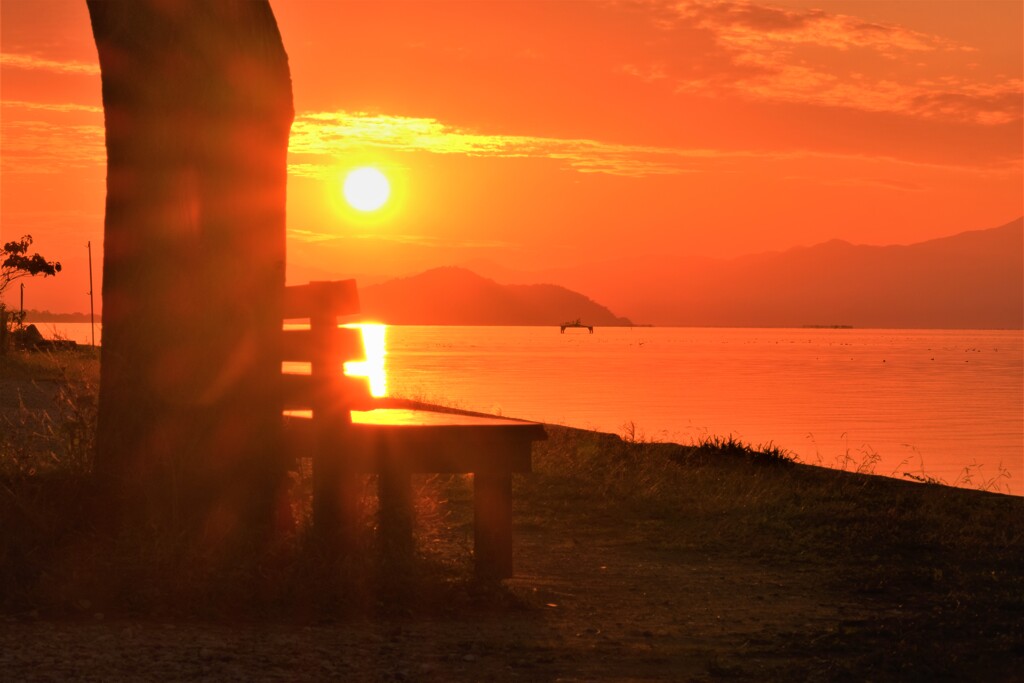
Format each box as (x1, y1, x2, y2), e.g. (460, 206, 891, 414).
(560, 318, 594, 334)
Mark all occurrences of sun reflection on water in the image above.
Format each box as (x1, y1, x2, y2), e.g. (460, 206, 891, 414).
(344, 323, 387, 397)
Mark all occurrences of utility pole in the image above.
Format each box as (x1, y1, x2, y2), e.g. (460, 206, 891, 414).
(87, 241, 96, 347)
(20, 282, 24, 316)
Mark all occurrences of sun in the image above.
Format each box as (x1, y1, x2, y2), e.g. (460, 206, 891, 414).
(342, 167, 391, 212)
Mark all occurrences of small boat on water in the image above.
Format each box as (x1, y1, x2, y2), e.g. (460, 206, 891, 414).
(560, 318, 594, 334)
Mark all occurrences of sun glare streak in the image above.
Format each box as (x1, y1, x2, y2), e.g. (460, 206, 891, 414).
(344, 323, 387, 397)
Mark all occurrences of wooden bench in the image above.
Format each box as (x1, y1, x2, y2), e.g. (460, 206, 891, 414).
(281, 280, 545, 578)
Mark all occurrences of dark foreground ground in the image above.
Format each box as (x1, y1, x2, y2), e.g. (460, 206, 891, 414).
(2, 351, 1022, 681)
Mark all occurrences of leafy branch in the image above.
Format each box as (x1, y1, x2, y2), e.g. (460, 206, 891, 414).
(1, 235, 62, 349)
(1, 235, 62, 296)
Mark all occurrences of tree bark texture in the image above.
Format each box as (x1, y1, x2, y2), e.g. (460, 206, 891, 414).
(87, 0, 294, 541)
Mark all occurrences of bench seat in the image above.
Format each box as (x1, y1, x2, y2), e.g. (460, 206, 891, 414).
(284, 408, 542, 473)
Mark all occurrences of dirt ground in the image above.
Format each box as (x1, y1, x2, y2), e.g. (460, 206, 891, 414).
(0, 524, 930, 682)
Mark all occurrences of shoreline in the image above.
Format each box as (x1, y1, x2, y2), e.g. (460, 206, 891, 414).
(1, 352, 1018, 498)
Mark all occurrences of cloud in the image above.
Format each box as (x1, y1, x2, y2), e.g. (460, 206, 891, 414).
(290, 111, 720, 178)
(0, 120, 106, 174)
(289, 110, 1018, 186)
(908, 82, 1024, 126)
(675, 1, 965, 54)
(287, 109, 1021, 192)
(632, 1, 1022, 125)
(351, 233, 518, 249)
(674, 57, 1023, 126)
(286, 228, 342, 243)
(2, 100, 103, 114)
(287, 226, 516, 249)
(5, 104, 711, 179)
(3, 102, 1014, 181)
(0, 53, 100, 76)
(1, 97, 105, 174)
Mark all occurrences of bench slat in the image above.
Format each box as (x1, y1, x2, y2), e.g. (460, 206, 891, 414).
(281, 373, 374, 412)
(284, 280, 359, 319)
(282, 413, 539, 473)
(282, 327, 364, 362)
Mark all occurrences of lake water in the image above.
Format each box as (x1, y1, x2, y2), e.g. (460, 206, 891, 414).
(41, 322, 1024, 495)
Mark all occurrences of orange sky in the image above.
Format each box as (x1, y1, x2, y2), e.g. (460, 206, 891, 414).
(1, 0, 1021, 314)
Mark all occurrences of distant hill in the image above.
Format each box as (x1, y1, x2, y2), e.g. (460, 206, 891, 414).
(704, 217, 1024, 329)
(655, 217, 1024, 328)
(21, 309, 92, 323)
(358, 267, 632, 326)
(466, 218, 1024, 329)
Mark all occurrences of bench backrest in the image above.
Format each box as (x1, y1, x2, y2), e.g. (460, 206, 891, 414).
(282, 280, 373, 424)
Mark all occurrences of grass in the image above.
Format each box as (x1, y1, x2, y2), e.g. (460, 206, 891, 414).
(0, 347, 98, 478)
(0, 343, 99, 382)
(518, 424, 1024, 679)
(1, 348, 1022, 679)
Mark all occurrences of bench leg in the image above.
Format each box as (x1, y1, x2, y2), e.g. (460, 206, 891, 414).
(378, 466, 414, 561)
(313, 454, 360, 552)
(474, 472, 513, 579)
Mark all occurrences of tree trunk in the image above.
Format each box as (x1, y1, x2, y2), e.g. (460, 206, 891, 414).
(87, 1, 293, 544)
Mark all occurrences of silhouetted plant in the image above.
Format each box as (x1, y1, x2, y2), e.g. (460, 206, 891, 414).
(692, 434, 798, 466)
(1, 235, 62, 294)
(1, 235, 62, 353)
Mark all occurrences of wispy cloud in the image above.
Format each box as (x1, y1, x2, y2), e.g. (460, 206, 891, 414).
(0, 53, 100, 76)
(0, 120, 106, 173)
(286, 228, 341, 243)
(287, 226, 516, 249)
(3, 104, 1014, 180)
(6, 106, 711, 179)
(675, 56, 1023, 125)
(675, 1, 966, 55)
(291, 111, 723, 178)
(351, 233, 517, 249)
(633, 1, 1022, 125)
(289, 110, 1018, 182)
(2, 100, 102, 114)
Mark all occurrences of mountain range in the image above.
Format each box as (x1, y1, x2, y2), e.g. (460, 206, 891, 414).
(32, 218, 1023, 329)
(358, 267, 633, 326)
(462, 217, 1023, 329)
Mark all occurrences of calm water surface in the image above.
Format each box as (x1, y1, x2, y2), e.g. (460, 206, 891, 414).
(383, 326, 1023, 495)
(46, 323, 1023, 494)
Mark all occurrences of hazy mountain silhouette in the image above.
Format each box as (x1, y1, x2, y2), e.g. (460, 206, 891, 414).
(465, 218, 1023, 329)
(22, 309, 92, 323)
(358, 267, 632, 326)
